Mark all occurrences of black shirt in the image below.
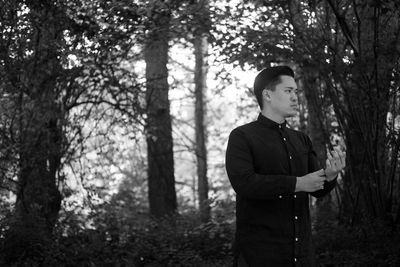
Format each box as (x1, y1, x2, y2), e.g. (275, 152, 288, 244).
(225, 113, 336, 267)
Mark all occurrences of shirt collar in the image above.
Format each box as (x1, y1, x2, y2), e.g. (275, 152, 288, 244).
(257, 113, 287, 129)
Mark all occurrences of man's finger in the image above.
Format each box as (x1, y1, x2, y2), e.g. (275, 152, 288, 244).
(337, 150, 344, 159)
(339, 151, 346, 166)
(331, 150, 340, 160)
(325, 159, 331, 172)
(332, 150, 343, 167)
(324, 161, 333, 180)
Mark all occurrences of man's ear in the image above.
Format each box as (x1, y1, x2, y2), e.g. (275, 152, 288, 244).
(262, 89, 270, 101)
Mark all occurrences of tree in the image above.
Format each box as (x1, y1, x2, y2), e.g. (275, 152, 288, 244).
(0, 0, 145, 262)
(193, 0, 211, 222)
(144, 1, 177, 217)
(1, 0, 65, 261)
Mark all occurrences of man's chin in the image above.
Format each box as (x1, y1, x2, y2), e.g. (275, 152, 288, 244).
(285, 111, 298, 118)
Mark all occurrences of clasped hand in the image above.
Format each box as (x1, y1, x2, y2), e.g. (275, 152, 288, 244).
(324, 147, 346, 181)
(295, 146, 346, 192)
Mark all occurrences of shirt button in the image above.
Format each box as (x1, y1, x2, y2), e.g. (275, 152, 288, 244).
(279, 195, 282, 199)
(295, 237, 299, 241)
(294, 194, 297, 198)
(294, 258, 297, 262)
(295, 216, 298, 220)
(283, 137, 286, 141)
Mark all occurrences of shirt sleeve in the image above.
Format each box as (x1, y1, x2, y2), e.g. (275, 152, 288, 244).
(305, 135, 337, 198)
(225, 128, 297, 199)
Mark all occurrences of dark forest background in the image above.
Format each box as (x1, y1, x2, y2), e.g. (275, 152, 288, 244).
(1, 0, 400, 266)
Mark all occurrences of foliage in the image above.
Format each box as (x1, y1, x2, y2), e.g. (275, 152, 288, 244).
(2, 199, 400, 267)
(314, 218, 400, 267)
(0, 201, 235, 266)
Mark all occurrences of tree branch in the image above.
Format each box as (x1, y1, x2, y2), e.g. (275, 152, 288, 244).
(326, 0, 359, 57)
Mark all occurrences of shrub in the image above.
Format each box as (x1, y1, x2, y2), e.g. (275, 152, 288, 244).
(314, 219, 400, 267)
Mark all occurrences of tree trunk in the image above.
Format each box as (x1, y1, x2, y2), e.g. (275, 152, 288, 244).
(5, 99, 63, 262)
(300, 65, 328, 166)
(339, 63, 391, 223)
(194, 23, 210, 223)
(144, 7, 177, 218)
(3, 2, 63, 262)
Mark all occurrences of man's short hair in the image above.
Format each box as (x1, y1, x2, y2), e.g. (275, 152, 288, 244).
(253, 66, 295, 109)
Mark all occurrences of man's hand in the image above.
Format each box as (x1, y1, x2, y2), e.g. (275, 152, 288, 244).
(325, 147, 346, 181)
(295, 169, 326, 192)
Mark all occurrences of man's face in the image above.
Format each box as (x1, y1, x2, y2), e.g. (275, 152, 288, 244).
(265, 75, 299, 118)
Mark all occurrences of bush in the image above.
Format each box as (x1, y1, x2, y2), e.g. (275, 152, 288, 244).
(125, 212, 234, 266)
(0, 207, 235, 266)
(314, 219, 400, 267)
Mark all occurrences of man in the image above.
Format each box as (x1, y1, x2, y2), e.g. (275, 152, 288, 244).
(225, 66, 346, 267)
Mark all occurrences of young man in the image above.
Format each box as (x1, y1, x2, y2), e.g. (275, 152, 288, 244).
(225, 66, 345, 267)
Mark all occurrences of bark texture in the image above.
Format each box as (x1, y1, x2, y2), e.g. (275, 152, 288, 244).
(144, 7, 177, 218)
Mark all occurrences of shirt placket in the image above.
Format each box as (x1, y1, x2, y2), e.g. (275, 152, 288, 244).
(278, 124, 300, 266)
(293, 196, 300, 266)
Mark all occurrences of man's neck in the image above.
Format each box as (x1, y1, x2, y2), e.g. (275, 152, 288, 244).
(261, 110, 285, 124)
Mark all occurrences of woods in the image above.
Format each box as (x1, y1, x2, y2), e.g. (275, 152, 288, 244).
(1, 0, 400, 266)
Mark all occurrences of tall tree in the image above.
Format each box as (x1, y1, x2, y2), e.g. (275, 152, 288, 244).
(144, 1, 177, 217)
(1, 0, 64, 261)
(193, 0, 211, 222)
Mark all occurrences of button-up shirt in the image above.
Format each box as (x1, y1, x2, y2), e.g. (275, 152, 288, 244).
(225, 114, 336, 267)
